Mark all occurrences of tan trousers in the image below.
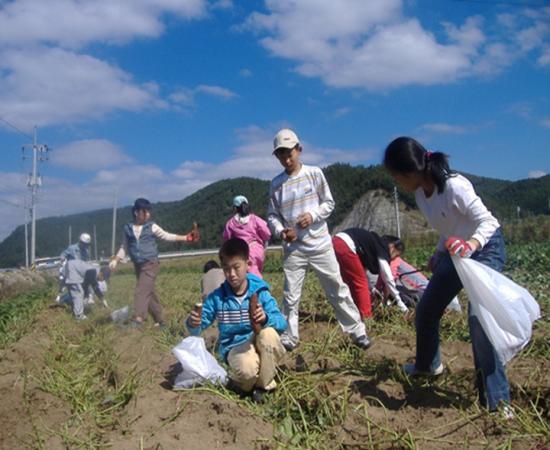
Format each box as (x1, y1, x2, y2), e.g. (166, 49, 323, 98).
(226, 327, 286, 392)
(134, 260, 163, 323)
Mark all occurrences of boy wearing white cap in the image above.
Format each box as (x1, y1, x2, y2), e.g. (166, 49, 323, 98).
(267, 128, 371, 351)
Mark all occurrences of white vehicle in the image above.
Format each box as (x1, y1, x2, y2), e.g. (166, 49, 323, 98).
(35, 257, 62, 270)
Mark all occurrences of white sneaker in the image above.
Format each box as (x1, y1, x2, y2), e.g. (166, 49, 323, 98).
(54, 295, 61, 304)
(491, 404, 515, 420)
(501, 405, 515, 420)
(403, 362, 444, 377)
(76, 314, 88, 321)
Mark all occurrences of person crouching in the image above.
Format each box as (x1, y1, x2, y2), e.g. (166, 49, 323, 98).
(64, 260, 109, 320)
(186, 238, 287, 402)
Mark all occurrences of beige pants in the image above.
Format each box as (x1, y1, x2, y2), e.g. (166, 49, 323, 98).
(226, 327, 286, 392)
(134, 260, 163, 323)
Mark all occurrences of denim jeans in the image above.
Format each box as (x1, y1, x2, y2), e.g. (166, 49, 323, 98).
(415, 228, 510, 410)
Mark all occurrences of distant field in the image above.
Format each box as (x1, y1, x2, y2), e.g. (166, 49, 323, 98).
(0, 243, 548, 449)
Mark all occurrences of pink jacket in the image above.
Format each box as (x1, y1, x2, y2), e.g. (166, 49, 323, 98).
(376, 257, 429, 292)
(223, 214, 271, 247)
(223, 214, 271, 277)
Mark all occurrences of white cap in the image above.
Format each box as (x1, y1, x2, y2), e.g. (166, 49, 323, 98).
(79, 233, 91, 244)
(273, 128, 300, 152)
(233, 195, 248, 207)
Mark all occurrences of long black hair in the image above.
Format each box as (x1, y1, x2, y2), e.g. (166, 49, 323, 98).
(235, 203, 250, 217)
(382, 235, 405, 254)
(383, 137, 454, 194)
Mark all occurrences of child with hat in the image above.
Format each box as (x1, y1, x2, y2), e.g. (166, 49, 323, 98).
(267, 128, 371, 351)
(110, 198, 200, 327)
(223, 195, 271, 278)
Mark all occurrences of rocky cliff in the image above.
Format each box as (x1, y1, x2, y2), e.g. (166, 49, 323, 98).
(333, 189, 434, 239)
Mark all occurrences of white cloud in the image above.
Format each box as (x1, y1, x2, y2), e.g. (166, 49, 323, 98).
(195, 84, 238, 100)
(0, 172, 33, 240)
(168, 84, 237, 111)
(539, 48, 550, 65)
(168, 88, 195, 107)
(0, 0, 209, 128)
(528, 170, 546, 179)
(212, 0, 233, 10)
(173, 124, 374, 182)
(51, 139, 133, 171)
(332, 107, 351, 119)
(0, 0, 207, 49)
(0, 46, 165, 129)
(507, 102, 533, 120)
(239, 68, 252, 77)
(540, 117, 550, 129)
(244, 1, 550, 90)
(0, 164, 205, 242)
(419, 123, 468, 134)
(0, 124, 380, 241)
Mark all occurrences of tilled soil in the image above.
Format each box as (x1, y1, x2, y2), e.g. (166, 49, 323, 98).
(0, 306, 548, 449)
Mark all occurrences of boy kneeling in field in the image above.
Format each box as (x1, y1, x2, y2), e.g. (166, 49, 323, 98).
(186, 238, 287, 402)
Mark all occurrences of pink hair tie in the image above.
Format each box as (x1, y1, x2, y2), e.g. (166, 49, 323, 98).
(425, 151, 433, 159)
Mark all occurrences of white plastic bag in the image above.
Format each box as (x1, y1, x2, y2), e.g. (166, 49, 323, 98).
(110, 305, 129, 322)
(171, 336, 227, 389)
(447, 296, 462, 312)
(452, 256, 541, 363)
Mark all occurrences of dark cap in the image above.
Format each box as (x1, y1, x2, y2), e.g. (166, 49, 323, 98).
(133, 198, 152, 212)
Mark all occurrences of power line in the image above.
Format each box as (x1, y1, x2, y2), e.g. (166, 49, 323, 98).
(0, 197, 23, 208)
(0, 116, 33, 140)
(452, 0, 550, 7)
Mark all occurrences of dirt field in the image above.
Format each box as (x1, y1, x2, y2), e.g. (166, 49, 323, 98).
(0, 250, 548, 449)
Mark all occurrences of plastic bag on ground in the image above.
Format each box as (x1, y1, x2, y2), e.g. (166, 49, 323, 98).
(452, 256, 541, 364)
(111, 306, 129, 322)
(447, 296, 462, 312)
(172, 336, 227, 389)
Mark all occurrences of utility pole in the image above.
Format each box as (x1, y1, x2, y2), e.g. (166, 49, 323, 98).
(69, 225, 72, 244)
(393, 186, 401, 238)
(24, 203, 29, 268)
(111, 188, 118, 256)
(23, 126, 48, 266)
(93, 224, 98, 260)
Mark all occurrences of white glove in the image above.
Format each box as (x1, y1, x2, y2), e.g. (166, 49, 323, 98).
(102, 298, 109, 308)
(109, 259, 118, 270)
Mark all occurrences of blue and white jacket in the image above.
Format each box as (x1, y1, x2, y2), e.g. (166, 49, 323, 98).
(60, 243, 89, 261)
(187, 273, 287, 362)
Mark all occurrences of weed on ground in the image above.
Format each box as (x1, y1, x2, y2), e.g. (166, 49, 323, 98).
(0, 243, 548, 449)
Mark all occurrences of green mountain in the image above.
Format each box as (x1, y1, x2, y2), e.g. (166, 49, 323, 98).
(0, 165, 548, 268)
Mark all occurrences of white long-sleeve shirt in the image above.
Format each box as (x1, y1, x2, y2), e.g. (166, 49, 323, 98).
(268, 164, 334, 254)
(116, 223, 178, 260)
(415, 174, 500, 252)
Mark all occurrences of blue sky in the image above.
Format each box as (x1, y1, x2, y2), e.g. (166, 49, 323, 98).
(0, 0, 549, 240)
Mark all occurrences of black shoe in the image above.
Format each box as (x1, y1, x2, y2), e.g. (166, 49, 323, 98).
(226, 379, 248, 398)
(251, 388, 266, 404)
(282, 340, 298, 352)
(353, 335, 372, 350)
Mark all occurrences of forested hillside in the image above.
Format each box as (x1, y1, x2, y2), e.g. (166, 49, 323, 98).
(0, 165, 548, 267)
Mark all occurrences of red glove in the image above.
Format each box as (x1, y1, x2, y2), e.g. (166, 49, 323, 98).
(445, 237, 474, 257)
(186, 222, 200, 242)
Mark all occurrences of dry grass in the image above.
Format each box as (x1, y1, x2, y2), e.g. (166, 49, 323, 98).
(0, 244, 548, 449)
